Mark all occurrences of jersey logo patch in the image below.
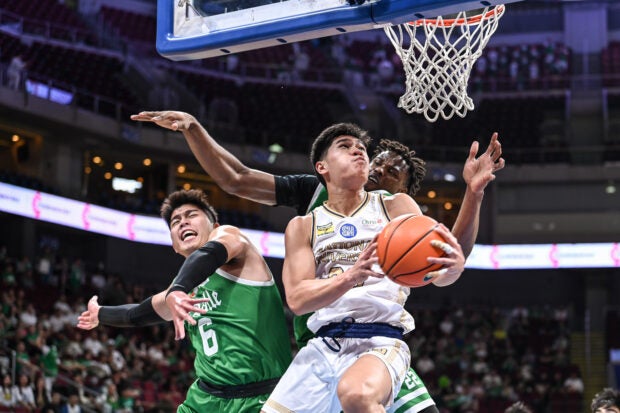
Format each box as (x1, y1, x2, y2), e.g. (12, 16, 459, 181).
(362, 218, 384, 226)
(316, 222, 335, 237)
(339, 223, 357, 238)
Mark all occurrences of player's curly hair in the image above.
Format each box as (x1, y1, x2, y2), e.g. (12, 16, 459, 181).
(160, 189, 218, 227)
(310, 122, 372, 187)
(591, 388, 620, 412)
(373, 139, 426, 197)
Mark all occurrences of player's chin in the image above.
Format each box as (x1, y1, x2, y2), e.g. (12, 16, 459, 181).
(364, 181, 380, 192)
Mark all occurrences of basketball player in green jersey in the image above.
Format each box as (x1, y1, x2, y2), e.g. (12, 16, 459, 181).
(77, 189, 292, 412)
(130, 111, 504, 413)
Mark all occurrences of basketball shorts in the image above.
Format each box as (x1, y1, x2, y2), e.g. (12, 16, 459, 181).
(389, 367, 436, 413)
(262, 336, 410, 413)
(178, 380, 270, 413)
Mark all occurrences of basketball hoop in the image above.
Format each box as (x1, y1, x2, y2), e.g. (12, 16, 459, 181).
(384, 5, 505, 122)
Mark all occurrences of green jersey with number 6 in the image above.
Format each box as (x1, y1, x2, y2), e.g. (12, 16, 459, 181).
(185, 268, 292, 387)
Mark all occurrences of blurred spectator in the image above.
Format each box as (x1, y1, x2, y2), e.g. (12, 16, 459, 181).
(505, 401, 533, 413)
(35, 375, 51, 408)
(16, 255, 33, 275)
(60, 392, 82, 413)
(37, 249, 54, 285)
(16, 373, 36, 411)
(1, 263, 16, 288)
(20, 303, 38, 327)
(416, 353, 436, 375)
(15, 340, 34, 377)
(563, 371, 584, 394)
(41, 342, 60, 399)
(42, 390, 63, 413)
(0, 373, 19, 408)
(7, 53, 28, 90)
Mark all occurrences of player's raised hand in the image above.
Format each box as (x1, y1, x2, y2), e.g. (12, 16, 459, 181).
(130, 111, 194, 131)
(426, 224, 465, 287)
(164, 291, 209, 340)
(463, 132, 505, 195)
(76, 295, 101, 330)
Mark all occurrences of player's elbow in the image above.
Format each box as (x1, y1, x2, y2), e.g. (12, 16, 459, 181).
(218, 177, 245, 197)
(285, 294, 306, 316)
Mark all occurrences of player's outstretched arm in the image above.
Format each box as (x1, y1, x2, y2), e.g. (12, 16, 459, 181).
(130, 111, 277, 205)
(451, 132, 505, 258)
(76, 293, 207, 331)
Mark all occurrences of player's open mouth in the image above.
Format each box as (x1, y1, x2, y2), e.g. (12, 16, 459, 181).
(368, 174, 379, 184)
(181, 230, 197, 240)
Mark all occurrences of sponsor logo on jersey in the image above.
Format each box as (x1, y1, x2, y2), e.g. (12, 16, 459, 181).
(316, 222, 334, 237)
(361, 218, 383, 226)
(339, 223, 357, 238)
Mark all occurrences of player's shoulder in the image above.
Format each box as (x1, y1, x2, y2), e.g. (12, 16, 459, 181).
(212, 224, 242, 237)
(383, 192, 422, 216)
(286, 214, 312, 233)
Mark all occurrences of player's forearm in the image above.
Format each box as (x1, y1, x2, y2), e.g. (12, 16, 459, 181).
(182, 119, 277, 205)
(183, 119, 247, 189)
(451, 186, 483, 258)
(98, 297, 166, 327)
(286, 276, 355, 315)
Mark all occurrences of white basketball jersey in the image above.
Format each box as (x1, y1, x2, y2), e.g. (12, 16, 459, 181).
(307, 192, 415, 334)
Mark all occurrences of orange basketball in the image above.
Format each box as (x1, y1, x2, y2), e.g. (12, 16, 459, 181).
(377, 213, 447, 287)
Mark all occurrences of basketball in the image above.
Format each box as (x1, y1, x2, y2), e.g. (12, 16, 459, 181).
(377, 214, 447, 287)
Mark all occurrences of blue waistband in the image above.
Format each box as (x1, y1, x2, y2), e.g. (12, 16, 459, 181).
(315, 318, 404, 340)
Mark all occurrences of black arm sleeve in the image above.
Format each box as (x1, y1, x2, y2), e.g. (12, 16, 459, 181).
(274, 174, 321, 215)
(98, 296, 165, 327)
(166, 240, 228, 296)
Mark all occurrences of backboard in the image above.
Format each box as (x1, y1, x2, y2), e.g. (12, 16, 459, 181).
(156, 0, 515, 61)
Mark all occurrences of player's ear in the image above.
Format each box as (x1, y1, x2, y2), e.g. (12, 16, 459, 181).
(315, 161, 327, 174)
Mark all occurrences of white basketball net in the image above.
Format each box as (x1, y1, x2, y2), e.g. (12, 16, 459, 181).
(384, 5, 505, 122)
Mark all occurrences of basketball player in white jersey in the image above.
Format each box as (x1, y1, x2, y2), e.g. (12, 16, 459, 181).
(262, 123, 466, 413)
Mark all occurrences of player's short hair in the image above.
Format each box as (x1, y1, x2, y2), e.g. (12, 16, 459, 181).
(591, 388, 620, 412)
(160, 189, 218, 227)
(310, 122, 371, 186)
(373, 139, 427, 197)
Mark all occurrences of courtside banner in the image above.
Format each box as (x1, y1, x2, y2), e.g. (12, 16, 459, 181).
(0, 182, 617, 268)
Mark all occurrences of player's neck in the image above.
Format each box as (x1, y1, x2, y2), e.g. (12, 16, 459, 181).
(324, 189, 367, 216)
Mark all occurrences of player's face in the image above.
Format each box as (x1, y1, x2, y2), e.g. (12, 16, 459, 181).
(322, 136, 369, 185)
(169, 204, 216, 258)
(366, 151, 409, 195)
